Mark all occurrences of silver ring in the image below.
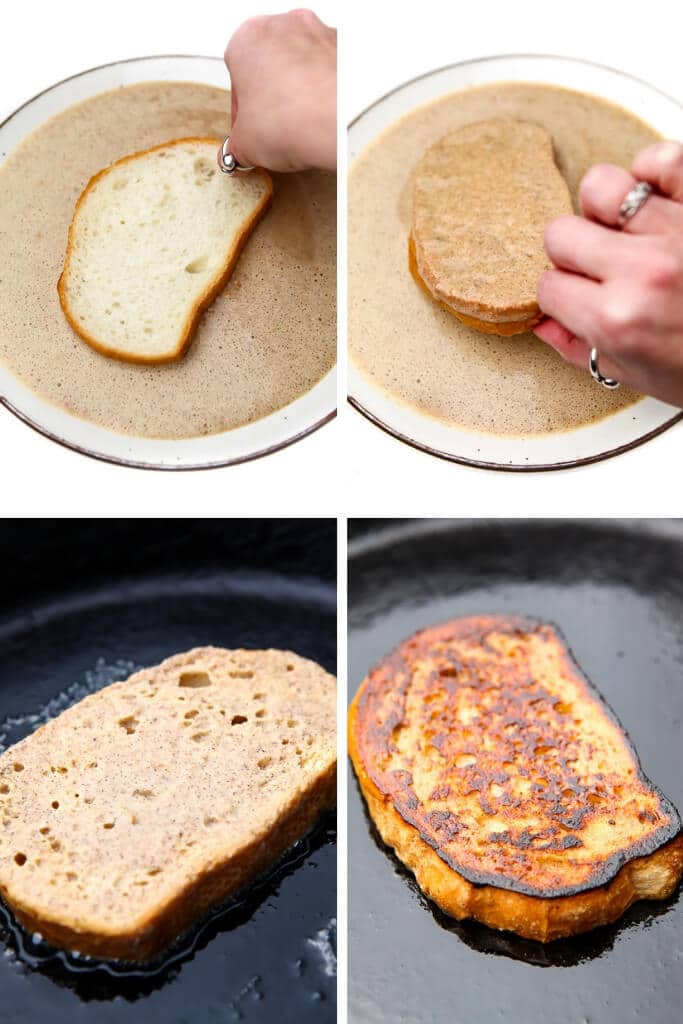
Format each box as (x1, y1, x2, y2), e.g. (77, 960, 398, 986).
(218, 136, 254, 175)
(617, 181, 653, 228)
(589, 347, 620, 389)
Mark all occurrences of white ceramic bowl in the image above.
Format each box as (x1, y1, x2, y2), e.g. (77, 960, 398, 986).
(0, 55, 336, 470)
(348, 54, 682, 471)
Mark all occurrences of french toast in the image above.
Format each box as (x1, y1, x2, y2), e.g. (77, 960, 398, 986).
(349, 615, 683, 942)
(410, 120, 573, 335)
(0, 647, 336, 961)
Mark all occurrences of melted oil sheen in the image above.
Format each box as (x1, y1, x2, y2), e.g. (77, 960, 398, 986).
(349, 81, 659, 437)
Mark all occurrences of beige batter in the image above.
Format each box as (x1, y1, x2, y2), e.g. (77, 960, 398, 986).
(0, 82, 336, 439)
(349, 82, 660, 436)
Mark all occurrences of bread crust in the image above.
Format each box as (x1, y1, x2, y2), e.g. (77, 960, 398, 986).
(57, 138, 273, 365)
(408, 236, 543, 336)
(349, 615, 683, 941)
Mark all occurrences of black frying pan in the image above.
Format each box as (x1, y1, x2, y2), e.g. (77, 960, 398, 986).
(348, 519, 683, 1024)
(0, 519, 336, 1023)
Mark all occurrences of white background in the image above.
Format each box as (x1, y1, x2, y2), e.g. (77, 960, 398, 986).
(0, 0, 343, 515)
(342, 0, 683, 516)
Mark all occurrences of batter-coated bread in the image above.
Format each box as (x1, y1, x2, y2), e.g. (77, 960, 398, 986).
(410, 120, 573, 335)
(58, 138, 272, 363)
(349, 615, 683, 941)
(0, 647, 336, 960)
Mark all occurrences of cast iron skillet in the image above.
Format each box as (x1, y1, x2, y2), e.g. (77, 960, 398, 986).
(0, 519, 336, 1023)
(348, 519, 683, 1024)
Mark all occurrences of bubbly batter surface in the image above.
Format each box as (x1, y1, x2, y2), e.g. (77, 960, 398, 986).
(349, 82, 659, 436)
(0, 81, 336, 439)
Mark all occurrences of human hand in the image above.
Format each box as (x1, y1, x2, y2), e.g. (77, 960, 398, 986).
(222, 9, 336, 173)
(534, 141, 683, 406)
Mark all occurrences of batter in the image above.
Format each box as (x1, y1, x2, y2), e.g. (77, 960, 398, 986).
(0, 82, 336, 439)
(349, 82, 659, 437)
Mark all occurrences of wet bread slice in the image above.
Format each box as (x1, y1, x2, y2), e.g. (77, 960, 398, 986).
(411, 120, 572, 335)
(0, 647, 336, 961)
(58, 138, 272, 363)
(350, 615, 683, 941)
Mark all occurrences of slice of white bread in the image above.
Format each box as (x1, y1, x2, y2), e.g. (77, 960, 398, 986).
(58, 139, 273, 364)
(0, 647, 336, 961)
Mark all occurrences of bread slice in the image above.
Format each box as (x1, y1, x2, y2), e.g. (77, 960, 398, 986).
(349, 615, 683, 941)
(58, 138, 273, 364)
(0, 647, 336, 961)
(410, 120, 573, 335)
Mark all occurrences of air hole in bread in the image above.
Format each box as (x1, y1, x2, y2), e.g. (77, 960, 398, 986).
(454, 754, 476, 768)
(184, 255, 210, 275)
(112, 178, 128, 191)
(118, 715, 138, 735)
(134, 788, 154, 799)
(231, 715, 247, 725)
(286, 664, 294, 672)
(103, 822, 115, 829)
(257, 757, 271, 769)
(287, 719, 298, 728)
(255, 709, 266, 718)
(51, 801, 59, 809)
(229, 670, 254, 680)
(191, 732, 208, 742)
(39, 827, 50, 835)
(203, 814, 218, 826)
(147, 867, 161, 876)
(14, 853, 26, 866)
(534, 744, 556, 756)
(13, 763, 24, 772)
(179, 671, 211, 688)
(253, 692, 265, 700)
(184, 710, 198, 720)
(0, 784, 9, 794)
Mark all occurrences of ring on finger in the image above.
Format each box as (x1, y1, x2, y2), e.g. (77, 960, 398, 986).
(589, 347, 620, 389)
(617, 181, 653, 228)
(219, 135, 254, 175)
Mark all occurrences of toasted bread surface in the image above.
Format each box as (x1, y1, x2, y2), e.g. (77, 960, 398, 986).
(0, 647, 336, 960)
(58, 138, 273, 364)
(411, 120, 572, 331)
(349, 615, 683, 941)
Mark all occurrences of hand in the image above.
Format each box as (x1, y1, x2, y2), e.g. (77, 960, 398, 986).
(222, 9, 336, 173)
(534, 141, 683, 406)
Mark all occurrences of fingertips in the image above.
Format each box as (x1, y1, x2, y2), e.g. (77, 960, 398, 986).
(632, 140, 683, 202)
(579, 163, 635, 226)
(533, 318, 590, 369)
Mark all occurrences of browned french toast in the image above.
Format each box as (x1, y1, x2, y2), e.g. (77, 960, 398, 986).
(349, 615, 683, 942)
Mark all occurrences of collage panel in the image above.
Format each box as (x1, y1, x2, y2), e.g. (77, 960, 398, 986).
(0, 2, 338, 513)
(348, 519, 683, 1023)
(346, 1, 683, 511)
(0, 519, 337, 1020)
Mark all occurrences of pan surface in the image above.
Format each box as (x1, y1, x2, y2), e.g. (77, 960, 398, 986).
(348, 519, 683, 1024)
(0, 520, 336, 1023)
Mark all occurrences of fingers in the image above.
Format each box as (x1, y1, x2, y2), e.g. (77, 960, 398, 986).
(579, 163, 683, 235)
(534, 319, 623, 384)
(544, 215, 648, 281)
(632, 141, 683, 202)
(537, 269, 604, 342)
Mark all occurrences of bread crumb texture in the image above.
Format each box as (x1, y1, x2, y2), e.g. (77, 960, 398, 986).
(0, 647, 336, 960)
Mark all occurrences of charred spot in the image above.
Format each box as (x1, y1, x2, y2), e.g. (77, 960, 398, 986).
(429, 784, 451, 801)
(425, 810, 461, 840)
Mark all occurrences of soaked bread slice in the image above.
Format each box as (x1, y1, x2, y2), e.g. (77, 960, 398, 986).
(0, 647, 336, 961)
(58, 138, 272, 364)
(411, 120, 572, 335)
(349, 615, 683, 941)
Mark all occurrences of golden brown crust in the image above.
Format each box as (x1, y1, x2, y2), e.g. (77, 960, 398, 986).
(6, 763, 335, 961)
(57, 137, 273, 365)
(408, 236, 543, 335)
(349, 615, 683, 941)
